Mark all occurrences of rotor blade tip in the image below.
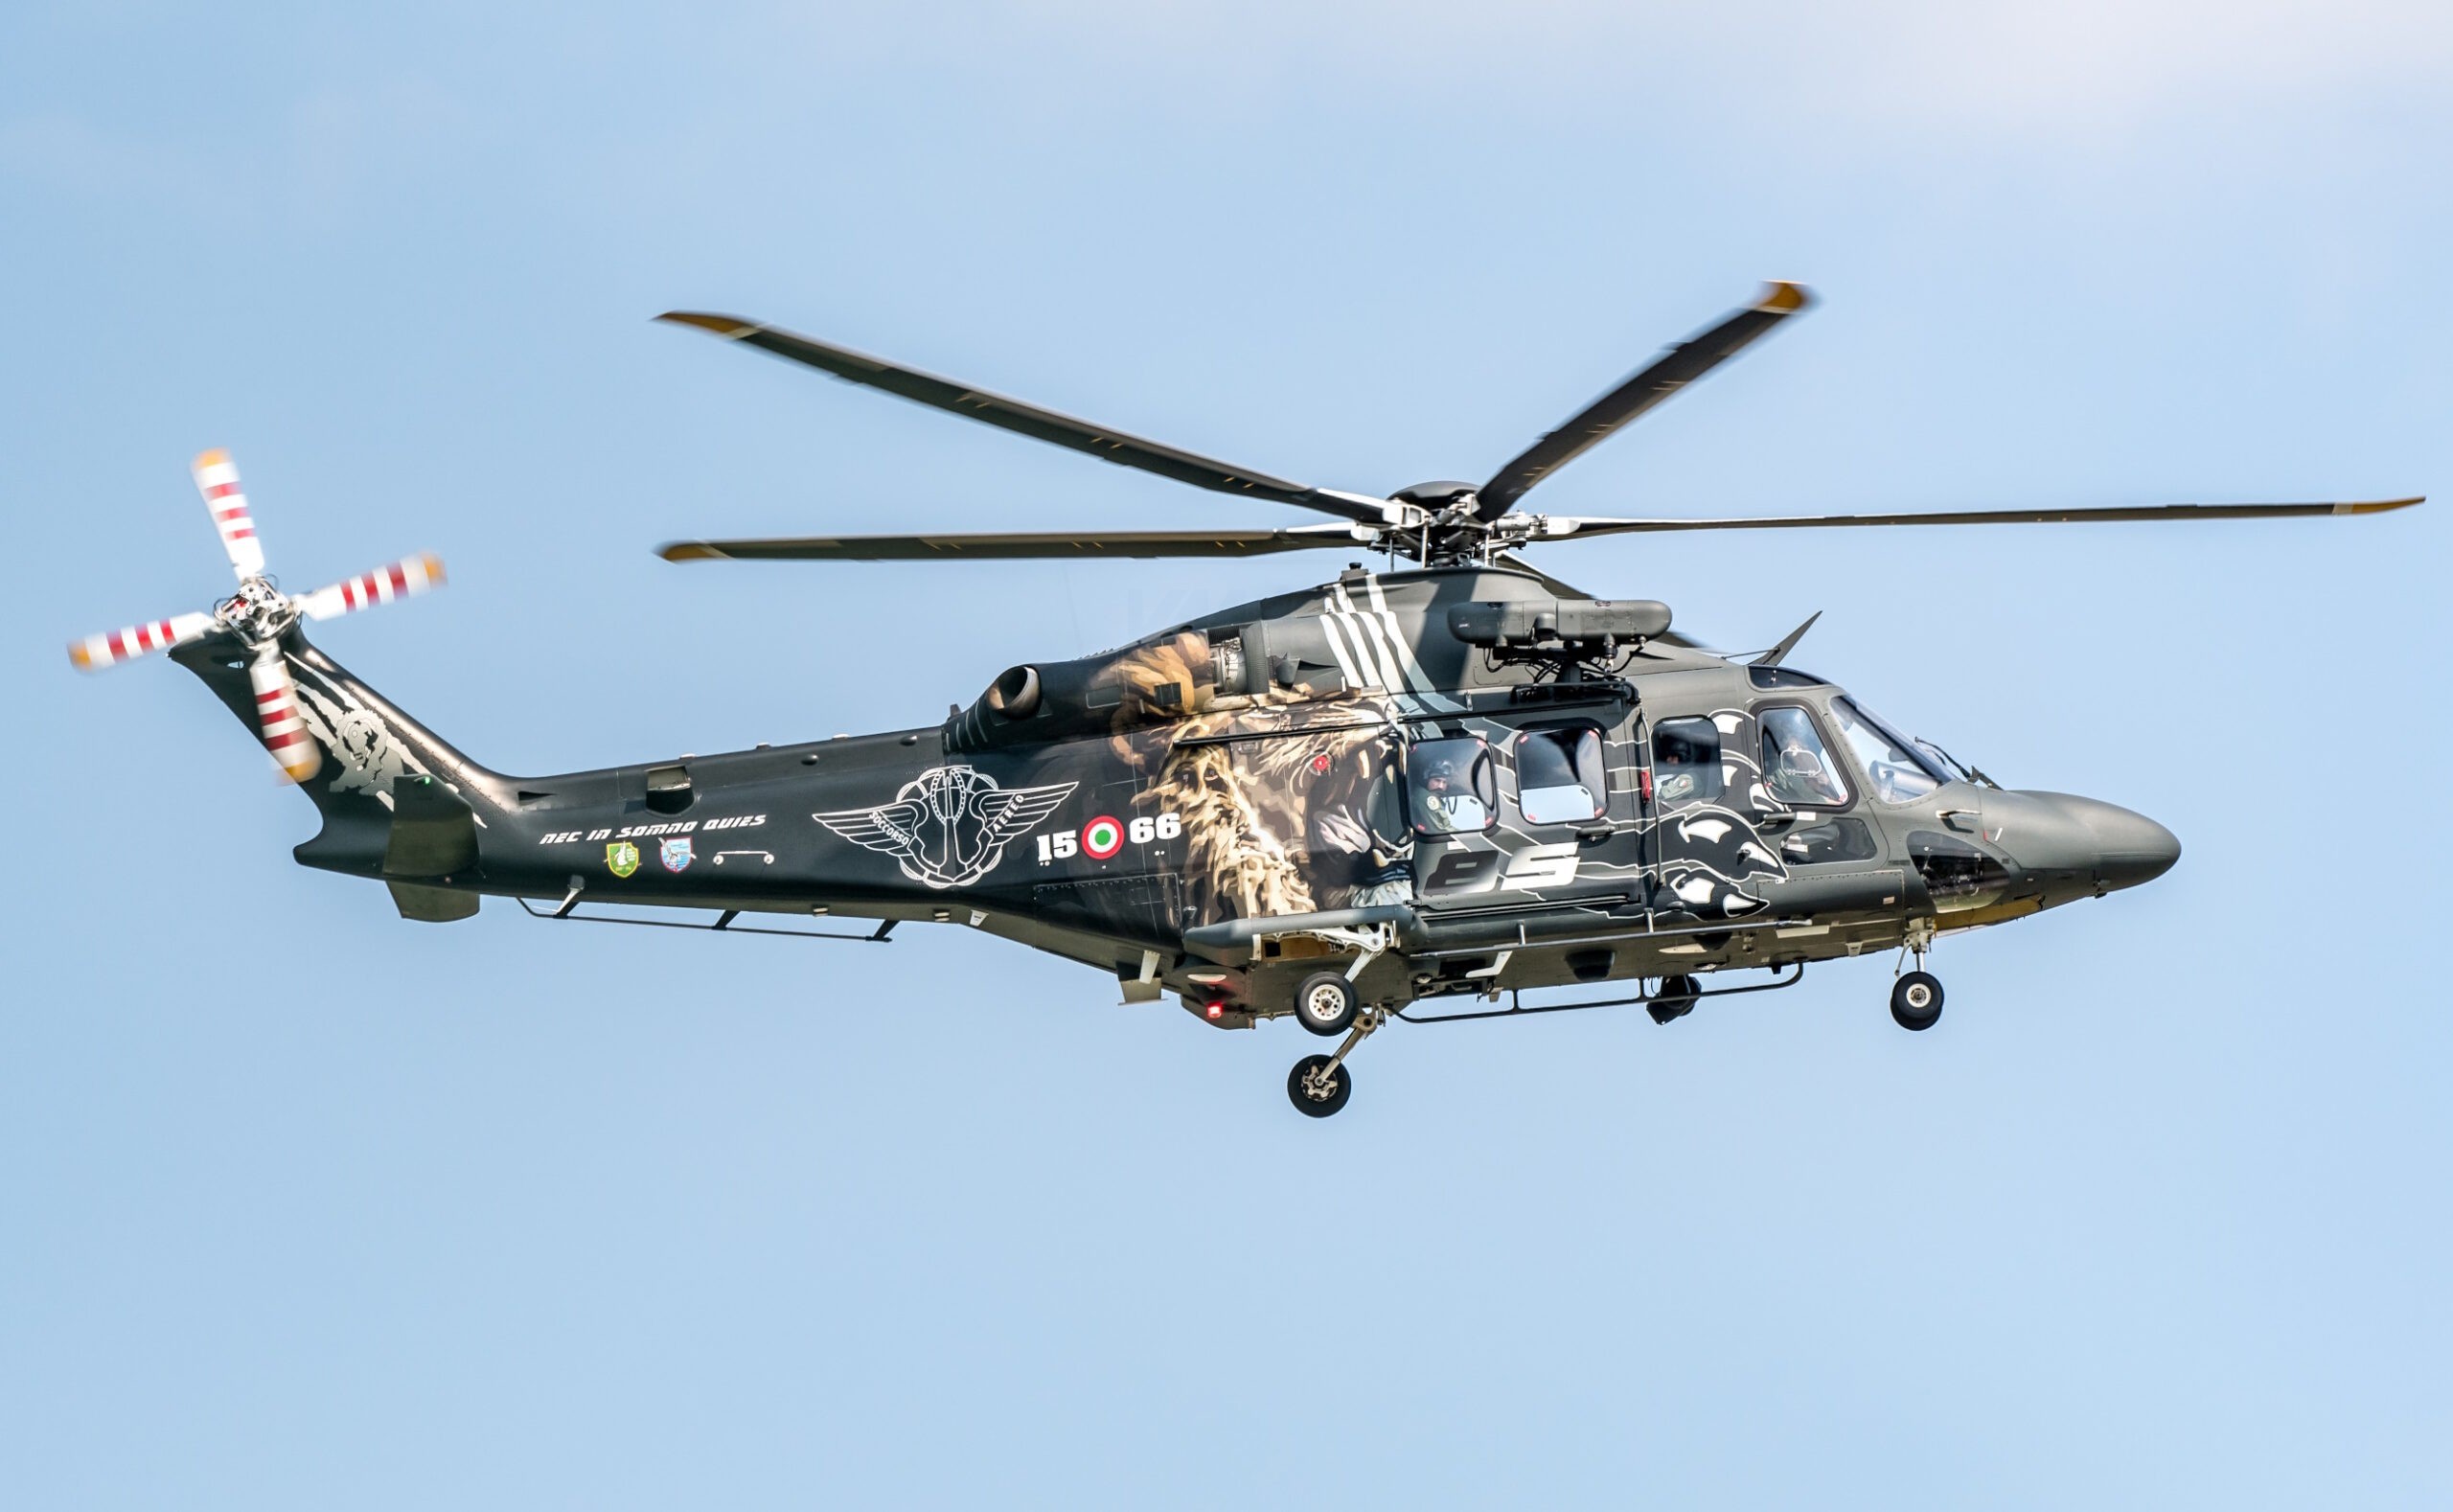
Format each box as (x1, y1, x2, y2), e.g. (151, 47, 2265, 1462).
(67, 643, 92, 670)
(1755, 281, 1813, 313)
(658, 541, 725, 561)
(2346, 495, 2424, 515)
(419, 551, 447, 584)
(193, 447, 230, 470)
(655, 311, 752, 337)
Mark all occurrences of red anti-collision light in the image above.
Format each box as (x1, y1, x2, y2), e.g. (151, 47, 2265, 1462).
(1204, 1001, 1226, 1020)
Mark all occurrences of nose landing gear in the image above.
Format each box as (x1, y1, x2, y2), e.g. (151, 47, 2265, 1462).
(1891, 925, 1943, 1031)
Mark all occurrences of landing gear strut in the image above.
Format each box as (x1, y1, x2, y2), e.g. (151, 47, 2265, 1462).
(1287, 1005, 1381, 1117)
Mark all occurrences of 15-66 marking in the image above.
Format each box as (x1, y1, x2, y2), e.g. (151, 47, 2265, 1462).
(1038, 812, 1181, 864)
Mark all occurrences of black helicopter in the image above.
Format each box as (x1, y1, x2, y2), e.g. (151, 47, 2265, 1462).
(71, 284, 2419, 1115)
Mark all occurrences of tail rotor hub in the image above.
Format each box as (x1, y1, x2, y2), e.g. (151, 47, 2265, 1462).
(217, 577, 297, 644)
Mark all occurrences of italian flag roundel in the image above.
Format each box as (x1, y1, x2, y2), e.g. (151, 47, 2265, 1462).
(1082, 815, 1125, 859)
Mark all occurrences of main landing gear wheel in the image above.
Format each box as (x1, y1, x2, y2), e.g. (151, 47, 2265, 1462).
(1294, 971, 1361, 1037)
(1891, 971, 1943, 1032)
(1287, 1054, 1353, 1117)
(1648, 974, 1703, 1026)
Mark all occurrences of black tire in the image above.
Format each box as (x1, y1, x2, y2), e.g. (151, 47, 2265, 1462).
(1891, 971, 1943, 1031)
(1647, 974, 1702, 1026)
(1287, 1055, 1352, 1117)
(1293, 971, 1360, 1037)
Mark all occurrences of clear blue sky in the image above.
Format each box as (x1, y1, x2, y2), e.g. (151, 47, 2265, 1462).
(5, 4, 2447, 1506)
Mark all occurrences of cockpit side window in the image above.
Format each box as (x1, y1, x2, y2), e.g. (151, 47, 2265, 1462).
(1409, 736, 1498, 836)
(1758, 705, 1850, 809)
(1828, 698, 1945, 804)
(1651, 717, 1724, 806)
(1514, 724, 1607, 824)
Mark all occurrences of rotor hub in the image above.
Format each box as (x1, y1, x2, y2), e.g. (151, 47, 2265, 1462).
(1389, 480, 1481, 511)
(218, 576, 297, 644)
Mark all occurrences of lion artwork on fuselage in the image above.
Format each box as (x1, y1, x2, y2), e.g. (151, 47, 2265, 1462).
(1112, 686, 1409, 926)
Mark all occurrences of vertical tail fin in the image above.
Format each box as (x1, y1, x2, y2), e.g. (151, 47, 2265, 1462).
(171, 627, 515, 881)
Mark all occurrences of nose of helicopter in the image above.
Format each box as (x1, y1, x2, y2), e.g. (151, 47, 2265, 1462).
(2004, 792, 2182, 892)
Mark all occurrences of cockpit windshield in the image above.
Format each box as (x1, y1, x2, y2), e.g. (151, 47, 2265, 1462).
(1828, 699, 1954, 803)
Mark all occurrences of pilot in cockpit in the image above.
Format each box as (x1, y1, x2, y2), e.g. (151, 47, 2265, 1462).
(1765, 722, 1846, 807)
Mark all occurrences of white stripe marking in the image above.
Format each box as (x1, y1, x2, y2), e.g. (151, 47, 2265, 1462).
(1317, 613, 1367, 689)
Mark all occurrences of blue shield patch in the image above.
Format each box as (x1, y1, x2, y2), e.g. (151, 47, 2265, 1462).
(660, 836, 695, 873)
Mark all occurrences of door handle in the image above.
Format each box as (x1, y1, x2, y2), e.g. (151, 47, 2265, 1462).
(1939, 809, 1982, 834)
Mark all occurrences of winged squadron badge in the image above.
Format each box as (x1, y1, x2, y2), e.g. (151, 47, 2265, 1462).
(813, 765, 1078, 890)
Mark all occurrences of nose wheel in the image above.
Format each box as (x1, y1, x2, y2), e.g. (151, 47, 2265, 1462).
(1891, 971, 1943, 1031)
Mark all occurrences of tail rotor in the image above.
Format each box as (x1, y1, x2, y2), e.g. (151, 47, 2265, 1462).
(68, 449, 446, 783)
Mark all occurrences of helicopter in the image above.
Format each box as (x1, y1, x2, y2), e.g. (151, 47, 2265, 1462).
(69, 284, 2420, 1116)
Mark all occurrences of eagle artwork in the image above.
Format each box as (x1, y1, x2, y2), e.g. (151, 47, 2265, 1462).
(814, 765, 1078, 890)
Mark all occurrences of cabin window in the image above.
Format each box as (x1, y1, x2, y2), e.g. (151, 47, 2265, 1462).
(1651, 717, 1724, 805)
(1827, 698, 1946, 803)
(1409, 737, 1498, 836)
(1514, 724, 1607, 824)
(1758, 705, 1850, 809)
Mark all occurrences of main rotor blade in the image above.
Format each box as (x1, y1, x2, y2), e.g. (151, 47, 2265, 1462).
(1478, 282, 1814, 521)
(297, 554, 447, 622)
(68, 610, 217, 671)
(247, 642, 321, 784)
(658, 312, 1389, 525)
(658, 527, 1369, 562)
(1539, 496, 2425, 539)
(193, 448, 265, 579)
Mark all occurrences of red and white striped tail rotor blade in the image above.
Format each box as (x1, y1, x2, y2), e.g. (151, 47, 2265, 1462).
(298, 553, 447, 621)
(248, 644, 322, 783)
(67, 610, 217, 672)
(192, 448, 266, 580)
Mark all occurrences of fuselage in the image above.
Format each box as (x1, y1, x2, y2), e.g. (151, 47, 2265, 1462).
(185, 563, 2178, 1024)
